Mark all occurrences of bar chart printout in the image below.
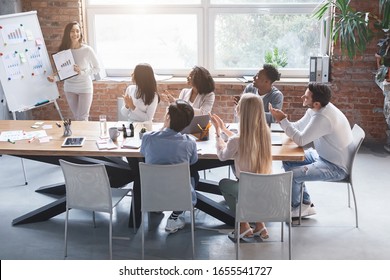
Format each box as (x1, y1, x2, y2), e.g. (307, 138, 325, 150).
(1, 24, 27, 44)
(26, 47, 45, 76)
(52, 49, 78, 81)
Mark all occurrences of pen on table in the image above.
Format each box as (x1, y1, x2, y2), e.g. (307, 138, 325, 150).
(7, 139, 15, 144)
(56, 122, 61, 128)
(197, 124, 204, 131)
(28, 137, 36, 143)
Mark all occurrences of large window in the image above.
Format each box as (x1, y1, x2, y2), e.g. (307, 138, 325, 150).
(86, 0, 326, 77)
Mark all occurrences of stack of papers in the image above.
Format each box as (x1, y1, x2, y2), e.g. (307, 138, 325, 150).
(122, 137, 142, 149)
(0, 130, 47, 142)
(96, 139, 118, 150)
(270, 123, 284, 132)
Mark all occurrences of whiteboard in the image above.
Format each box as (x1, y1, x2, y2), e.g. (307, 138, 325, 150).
(0, 11, 59, 113)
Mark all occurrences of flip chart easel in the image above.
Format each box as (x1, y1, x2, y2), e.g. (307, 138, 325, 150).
(0, 11, 63, 120)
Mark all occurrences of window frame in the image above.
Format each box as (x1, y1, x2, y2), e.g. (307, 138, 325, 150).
(85, 1, 329, 78)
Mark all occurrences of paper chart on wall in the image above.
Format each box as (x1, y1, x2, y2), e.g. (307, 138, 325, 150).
(1, 51, 23, 80)
(0, 24, 27, 45)
(26, 47, 45, 76)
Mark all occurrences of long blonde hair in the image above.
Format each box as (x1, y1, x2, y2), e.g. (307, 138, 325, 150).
(237, 94, 272, 174)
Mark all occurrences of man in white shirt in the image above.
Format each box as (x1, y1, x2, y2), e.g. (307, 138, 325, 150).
(270, 82, 354, 218)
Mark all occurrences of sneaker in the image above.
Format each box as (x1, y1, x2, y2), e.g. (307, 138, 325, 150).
(165, 216, 185, 233)
(291, 203, 317, 218)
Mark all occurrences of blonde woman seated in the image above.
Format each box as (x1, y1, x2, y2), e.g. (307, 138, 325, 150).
(161, 66, 215, 115)
(210, 93, 272, 240)
(121, 63, 159, 122)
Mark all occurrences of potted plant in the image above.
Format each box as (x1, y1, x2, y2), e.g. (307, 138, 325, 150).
(139, 127, 147, 139)
(313, 0, 390, 60)
(375, 29, 390, 82)
(264, 47, 288, 68)
(314, 0, 390, 153)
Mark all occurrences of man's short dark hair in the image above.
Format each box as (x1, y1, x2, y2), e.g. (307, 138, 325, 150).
(308, 82, 332, 107)
(263, 64, 281, 83)
(168, 100, 194, 132)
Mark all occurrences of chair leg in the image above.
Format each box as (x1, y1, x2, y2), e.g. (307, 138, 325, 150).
(21, 158, 28, 185)
(288, 221, 292, 260)
(281, 222, 284, 242)
(109, 213, 113, 260)
(191, 208, 195, 259)
(93, 211, 96, 228)
(141, 212, 145, 260)
(297, 185, 304, 226)
(130, 192, 136, 233)
(349, 183, 359, 228)
(64, 208, 69, 258)
(347, 183, 351, 208)
(235, 222, 240, 260)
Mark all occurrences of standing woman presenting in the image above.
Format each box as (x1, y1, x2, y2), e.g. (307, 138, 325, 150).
(48, 21, 100, 121)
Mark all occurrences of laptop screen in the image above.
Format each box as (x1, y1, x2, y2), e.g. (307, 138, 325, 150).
(181, 115, 210, 135)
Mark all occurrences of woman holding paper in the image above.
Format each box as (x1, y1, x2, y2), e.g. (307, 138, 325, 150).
(120, 63, 159, 122)
(48, 21, 100, 121)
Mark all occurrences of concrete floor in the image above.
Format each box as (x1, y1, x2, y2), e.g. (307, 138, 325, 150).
(0, 143, 390, 260)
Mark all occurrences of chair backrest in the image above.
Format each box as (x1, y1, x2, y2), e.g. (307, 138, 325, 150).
(59, 159, 112, 213)
(236, 171, 293, 223)
(348, 124, 365, 174)
(139, 162, 193, 212)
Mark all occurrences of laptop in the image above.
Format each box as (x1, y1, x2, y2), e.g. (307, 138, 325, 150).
(271, 133, 283, 146)
(181, 115, 210, 134)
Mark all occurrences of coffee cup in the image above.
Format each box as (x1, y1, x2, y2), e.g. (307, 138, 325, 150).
(109, 127, 120, 142)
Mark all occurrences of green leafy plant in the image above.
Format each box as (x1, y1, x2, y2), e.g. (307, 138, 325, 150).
(264, 47, 288, 68)
(314, 0, 390, 59)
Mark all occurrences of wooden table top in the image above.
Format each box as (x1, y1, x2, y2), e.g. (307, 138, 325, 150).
(0, 120, 304, 161)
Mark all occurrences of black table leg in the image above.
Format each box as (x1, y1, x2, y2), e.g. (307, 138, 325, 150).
(127, 157, 143, 228)
(12, 197, 66, 225)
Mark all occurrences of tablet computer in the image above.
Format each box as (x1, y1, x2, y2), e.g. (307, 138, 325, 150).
(62, 137, 86, 147)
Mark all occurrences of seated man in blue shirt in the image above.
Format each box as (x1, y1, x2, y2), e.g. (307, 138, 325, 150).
(140, 100, 198, 233)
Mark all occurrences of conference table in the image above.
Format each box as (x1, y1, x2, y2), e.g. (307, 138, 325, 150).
(0, 120, 304, 227)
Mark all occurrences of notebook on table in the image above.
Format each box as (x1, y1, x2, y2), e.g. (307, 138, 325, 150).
(270, 123, 284, 132)
(271, 133, 283, 146)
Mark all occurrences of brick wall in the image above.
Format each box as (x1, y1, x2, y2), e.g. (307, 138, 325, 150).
(22, 0, 387, 143)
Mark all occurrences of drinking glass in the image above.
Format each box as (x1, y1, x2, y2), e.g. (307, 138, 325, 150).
(99, 114, 108, 138)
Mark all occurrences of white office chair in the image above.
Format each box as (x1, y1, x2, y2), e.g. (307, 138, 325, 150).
(236, 171, 293, 260)
(59, 159, 135, 259)
(117, 97, 126, 121)
(297, 124, 365, 227)
(139, 162, 195, 259)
